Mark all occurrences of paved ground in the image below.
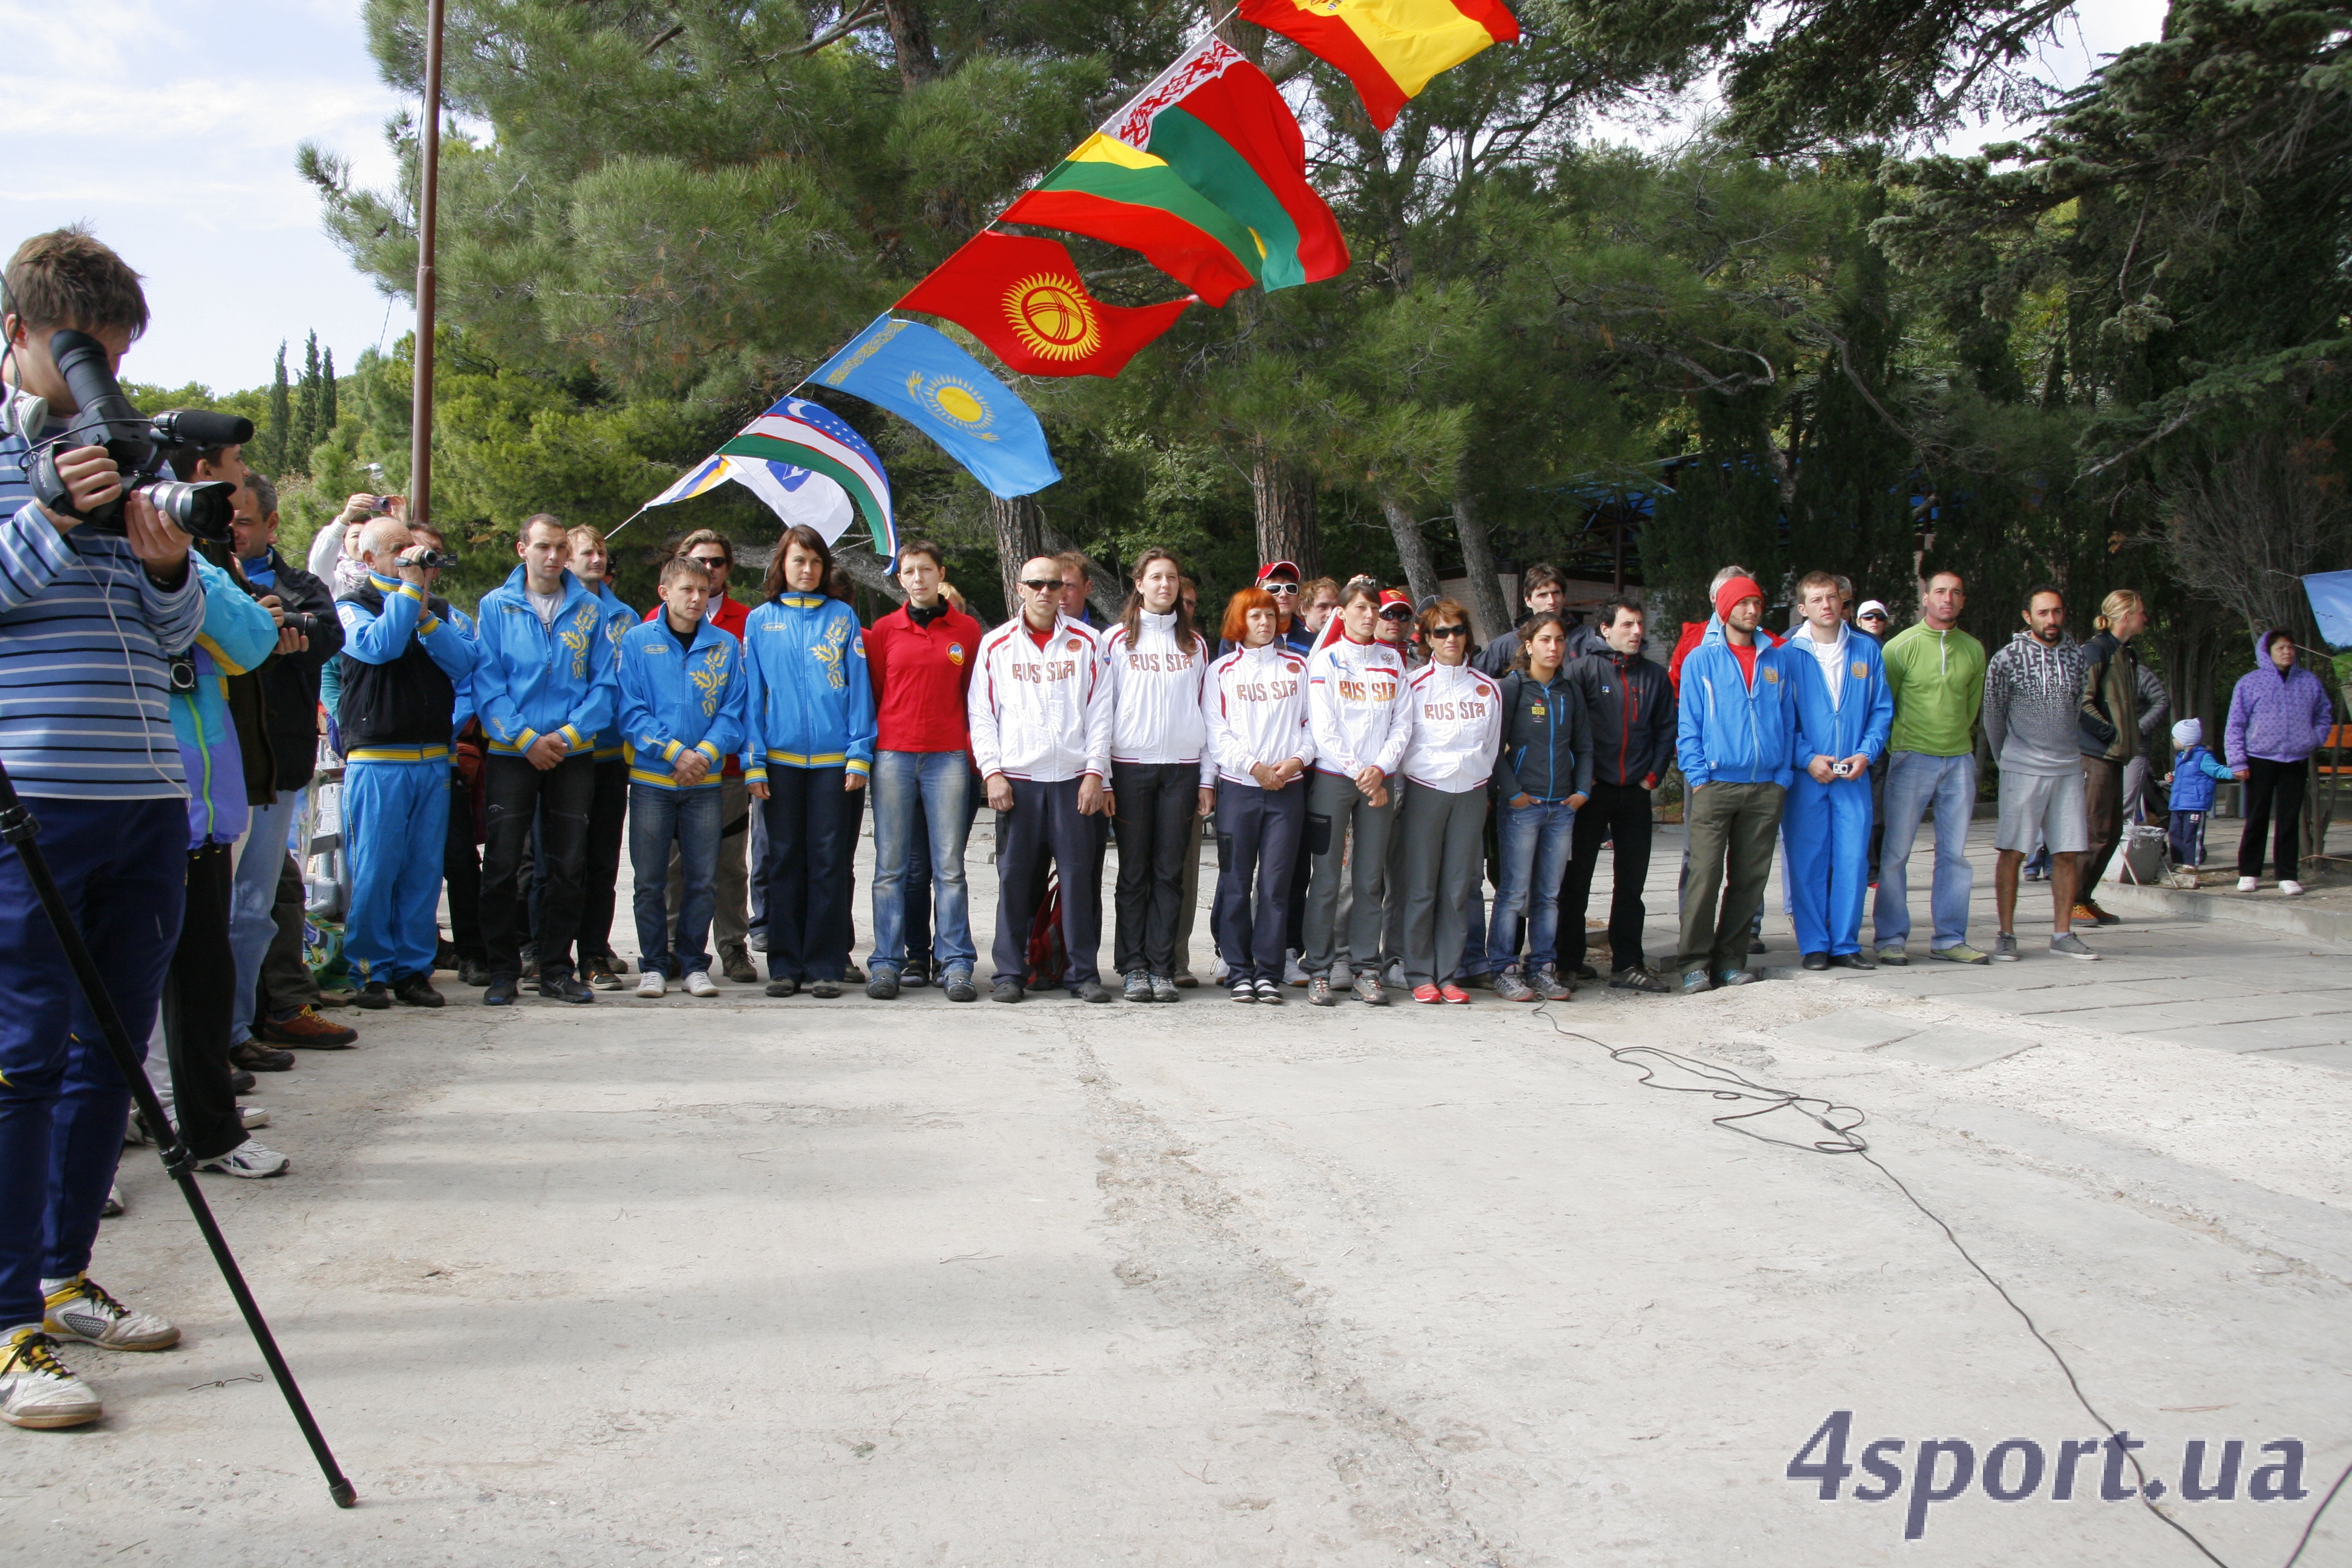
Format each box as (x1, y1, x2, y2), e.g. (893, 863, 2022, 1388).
(4, 815, 2348, 1566)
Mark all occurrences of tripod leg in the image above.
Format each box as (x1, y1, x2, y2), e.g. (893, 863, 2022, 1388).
(0, 780, 355, 1508)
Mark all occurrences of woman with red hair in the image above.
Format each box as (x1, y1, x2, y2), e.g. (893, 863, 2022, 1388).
(1205, 587, 1315, 1002)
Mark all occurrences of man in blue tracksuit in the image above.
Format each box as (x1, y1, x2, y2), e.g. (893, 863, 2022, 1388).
(472, 514, 616, 1005)
(335, 518, 480, 1008)
(616, 555, 748, 994)
(1783, 570, 1892, 969)
(1674, 574, 1797, 991)
(561, 523, 636, 987)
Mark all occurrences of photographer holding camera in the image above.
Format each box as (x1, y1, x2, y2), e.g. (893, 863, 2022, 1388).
(0, 228, 207, 1428)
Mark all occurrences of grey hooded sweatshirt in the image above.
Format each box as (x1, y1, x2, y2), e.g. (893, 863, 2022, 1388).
(1983, 630, 2085, 777)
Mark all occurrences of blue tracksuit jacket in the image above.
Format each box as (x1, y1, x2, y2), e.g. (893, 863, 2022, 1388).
(171, 558, 280, 847)
(1783, 624, 1893, 956)
(1676, 629, 1799, 789)
(2167, 745, 2236, 812)
(616, 616, 749, 791)
(740, 593, 876, 783)
(470, 566, 616, 757)
(586, 581, 636, 760)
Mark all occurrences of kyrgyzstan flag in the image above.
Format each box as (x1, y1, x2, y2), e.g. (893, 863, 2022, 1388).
(1241, 0, 1520, 131)
(897, 232, 1194, 378)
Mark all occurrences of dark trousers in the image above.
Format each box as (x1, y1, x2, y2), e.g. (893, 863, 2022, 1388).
(483, 752, 596, 980)
(992, 777, 1104, 989)
(2080, 756, 2125, 894)
(444, 771, 483, 959)
(259, 851, 321, 1018)
(1562, 780, 1655, 975)
(759, 766, 855, 982)
(162, 843, 244, 1161)
(2169, 810, 2208, 868)
(1677, 780, 1785, 975)
(577, 757, 629, 961)
(0, 796, 185, 1327)
(1213, 779, 1306, 984)
(2238, 757, 2310, 880)
(1111, 760, 1195, 976)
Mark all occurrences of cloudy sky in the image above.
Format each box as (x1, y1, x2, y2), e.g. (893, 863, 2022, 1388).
(4, 0, 2169, 396)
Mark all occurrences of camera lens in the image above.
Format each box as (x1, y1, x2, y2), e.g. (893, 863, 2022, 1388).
(139, 479, 237, 544)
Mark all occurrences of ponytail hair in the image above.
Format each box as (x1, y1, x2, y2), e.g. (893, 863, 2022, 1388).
(1511, 611, 1570, 673)
(1119, 547, 1200, 651)
(2093, 589, 2144, 633)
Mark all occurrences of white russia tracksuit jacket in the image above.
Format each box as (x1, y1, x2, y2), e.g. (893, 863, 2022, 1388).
(967, 613, 1111, 783)
(1400, 660, 1504, 792)
(1102, 609, 1215, 786)
(1205, 641, 1316, 785)
(1305, 635, 1410, 779)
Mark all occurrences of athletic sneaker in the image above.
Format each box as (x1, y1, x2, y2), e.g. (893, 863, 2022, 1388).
(1714, 969, 1757, 987)
(1381, 959, 1407, 990)
(1231, 981, 1256, 1004)
(1679, 970, 1713, 995)
(1611, 966, 1672, 995)
(1439, 982, 1471, 1004)
(1284, 950, 1308, 987)
(1990, 933, 2020, 962)
(944, 971, 978, 1003)
(2281, 880, 2306, 897)
(2050, 932, 2101, 961)
(2236, 877, 2259, 892)
(1151, 974, 1180, 1004)
(1411, 983, 1442, 1004)
(1875, 946, 1909, 967)
(239, 1105, 268, 1131)
(198, 1140, 289, 1178)
(1254, 978, 1284, 1005)
(1124, 971, 1154, 1004)
(684, 970, 719, 998)
(991, 978, 1024, 1004)
(866, 969, 901, 1000)
(0, 1329, 101, 1429)
(260, 1007, 356, 1048)
(42, 1276, 179, 1351)
(1353, 972, 1388, 1006)
(1212, 956, 1230, 984)
(584, 953, 624, 991)
(1307, 975, 1337, 1007)
(636, 970, 667, 998)
(1491, 969, 1537, 1002)
(1929, 944, 1990, 965)
(1071, 981, 1112, 1003)
(1534, 964, 1573, 1001)
(102, 1184, 122, 1218)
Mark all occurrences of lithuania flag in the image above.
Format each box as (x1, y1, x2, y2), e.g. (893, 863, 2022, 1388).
(1240, 0, 1520, 131)
(1001, 38, 1349, 306)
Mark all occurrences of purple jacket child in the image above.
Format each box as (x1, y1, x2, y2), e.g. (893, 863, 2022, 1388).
(2224, 629, 2334, 767)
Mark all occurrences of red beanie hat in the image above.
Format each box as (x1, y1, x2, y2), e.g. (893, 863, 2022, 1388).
(1714, 575, 1764, 622)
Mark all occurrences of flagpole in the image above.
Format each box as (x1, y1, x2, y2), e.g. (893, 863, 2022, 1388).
(410, 0, 445, 529)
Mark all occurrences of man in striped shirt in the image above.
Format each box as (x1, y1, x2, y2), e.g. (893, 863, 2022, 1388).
(0, 228, 206, 1429)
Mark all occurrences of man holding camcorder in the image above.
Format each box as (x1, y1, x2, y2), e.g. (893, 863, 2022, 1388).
(0, 229, 207, 1429)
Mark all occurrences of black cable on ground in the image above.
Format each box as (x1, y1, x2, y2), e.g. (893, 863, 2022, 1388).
(1526, 1001, 2349, 1568)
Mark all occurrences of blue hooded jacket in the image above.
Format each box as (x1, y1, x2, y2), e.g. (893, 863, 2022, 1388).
(471, 565, 616, 756)
(1676, 618, 1799, 789)
(586, 581, 636, 760)
(740, 592, 876, 783)
(171, 558, 279, 846)
(1786, 621, 1893, 771)
(616, 614, 748, 791)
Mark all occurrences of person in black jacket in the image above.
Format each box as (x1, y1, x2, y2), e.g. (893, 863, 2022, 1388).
(1560, 596, 1677, 991)
(1473, 562, 1568, 678)
(1485, 613, 1592, 1002)
(224, 474, 354, 1053)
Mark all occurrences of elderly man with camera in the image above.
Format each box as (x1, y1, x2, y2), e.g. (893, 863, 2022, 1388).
(0, 229, 211, 1429)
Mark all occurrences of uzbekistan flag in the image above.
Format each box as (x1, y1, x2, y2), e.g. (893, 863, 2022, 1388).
(898, 232, 1193, 377)
(1000, 37, 1348, 305)
(641, 452, 866, 550)
(713, 396, 895, 558)
(1240, 0, 1520, 131)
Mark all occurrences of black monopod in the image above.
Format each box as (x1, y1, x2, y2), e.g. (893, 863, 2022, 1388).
(0, 757, 354, 1508)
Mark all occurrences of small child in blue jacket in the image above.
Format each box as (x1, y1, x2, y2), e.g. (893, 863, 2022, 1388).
(2161, 717, 2237, 869)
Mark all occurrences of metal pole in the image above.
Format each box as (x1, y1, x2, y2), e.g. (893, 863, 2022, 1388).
(410, 0, 446, 529)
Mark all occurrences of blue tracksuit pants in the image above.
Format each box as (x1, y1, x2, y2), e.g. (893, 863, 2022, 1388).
(345, 759, 452, 985)
(1785, 773, 1873, 957)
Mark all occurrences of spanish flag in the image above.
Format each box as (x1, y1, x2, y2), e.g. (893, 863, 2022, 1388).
(1240, 0, 1520, 131)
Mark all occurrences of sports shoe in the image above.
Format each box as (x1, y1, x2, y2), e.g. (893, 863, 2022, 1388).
(584, 953, 623, 991)
(230, 1039, 295, 1072)
(484, 975, 518, 1006)
(1307, 975, 1337, 1006)
(1231, 980, 1256, 1004)
(1254, 978, 1284, 1005)
(1715, 969, 1757, 987)
(43, 1276, 179, 1352)
(1172, 969, 1198, 989)
(1353, 972, 1388, 1006)
(229, 1069, 256, 1095)
(1, 1329, 102, 1429)
(2281, 880, 2306, 897)
(240, 1105, 269, 1131)
(1381, 959, 1407, 990)
(765, 976, 799, 998)
(866, 969, 900, 999)
(2050, 932, 2100, 961)
(1071, 980, 1113, 1003)
(944, 971, 978, 1002)
(1491, 969, 1537, 1002)
(1612, 965, 1671, 993)
(1875, 946, 1909, 967)
(720, 943, 759, 984)
(261, 1007, 356, 1048)
(1534, 964, 1573, 1001)
(352, 982, 391, 1011)
(1440, 982, 1471, 1004)
(1990, 933, 2020, 962)
(2236, 877, 2259, 893)
(1212, 955, 1230, 984)
(809, 979, 842, 999)
(102, 1184, 122, 1218)
(199, 1140, 289, 1178)
(457, 953, 492, 987)
(636, 970, 667, 998)
(991, 978, 1024, 1004)
(2082, 900, 2120, 926)
(684, 970, 719, 998)
(393, 973, 445, 1008)
(1284, 950, 1307, 987)
(1124, 971, 1154, 1004)
(1411, 983, 1441, 1004)
(541, 974, 597, 1004)
(1929, 944, 1991, 965)
(1151, 974, 1180, 1004)
(1678, 970, 1713, 994)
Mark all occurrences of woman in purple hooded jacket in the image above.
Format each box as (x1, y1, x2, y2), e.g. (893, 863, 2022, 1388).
(2224, 629, 2336, 894)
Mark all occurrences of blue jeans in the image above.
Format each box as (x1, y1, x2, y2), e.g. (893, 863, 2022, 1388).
(630, 783, 722, 978)
(1872, 750, 1976, 951)
(869, 750, 976, 976)
(227, 790, 301, 1045)
(1488, 799, 1577, 969)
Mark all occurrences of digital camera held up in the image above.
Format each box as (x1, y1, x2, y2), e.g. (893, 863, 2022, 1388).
(28, 328, 249, 544)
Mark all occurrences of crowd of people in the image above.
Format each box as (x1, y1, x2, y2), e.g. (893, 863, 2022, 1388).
(0, 227, 2342, 1432)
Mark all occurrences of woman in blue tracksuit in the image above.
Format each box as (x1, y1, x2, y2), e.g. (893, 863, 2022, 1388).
(1783, 571, 1893, 966)
(740, 525, 875, 998)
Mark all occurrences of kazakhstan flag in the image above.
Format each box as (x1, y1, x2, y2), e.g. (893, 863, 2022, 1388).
(814, 316, 1062, 498)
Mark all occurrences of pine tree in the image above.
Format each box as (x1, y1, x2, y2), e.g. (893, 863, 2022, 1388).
(319, 347, 338, 440)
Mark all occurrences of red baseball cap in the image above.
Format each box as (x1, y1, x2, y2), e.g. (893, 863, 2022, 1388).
(1256, 561, 1301, 585)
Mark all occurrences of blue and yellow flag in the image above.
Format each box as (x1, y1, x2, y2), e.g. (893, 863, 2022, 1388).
(814, 317, 1061, 498)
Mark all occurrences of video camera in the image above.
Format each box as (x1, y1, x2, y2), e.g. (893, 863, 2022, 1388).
(28, 328, 247, 544)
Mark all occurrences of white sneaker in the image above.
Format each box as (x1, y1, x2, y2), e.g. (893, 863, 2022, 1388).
(684, 970, 719, 998)
(0, 1328, 101, 1428)
(1284, 950, 1307, 987)
(101, 1184, 123, 1218)
(636, 970, 667, 998)
(198, 1140, 289, 1179)
(238, 1104, 268, 1131)
(43, 1276, 179, 1351)
(1212, 955, 1229, 984)
(2238, 876, 2259, 892)
(2281, 880, 2305, 897)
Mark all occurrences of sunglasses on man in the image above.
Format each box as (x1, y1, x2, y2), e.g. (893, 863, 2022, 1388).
(1378, 605, 1413, 621)
(1021, 577, 1066, 592)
